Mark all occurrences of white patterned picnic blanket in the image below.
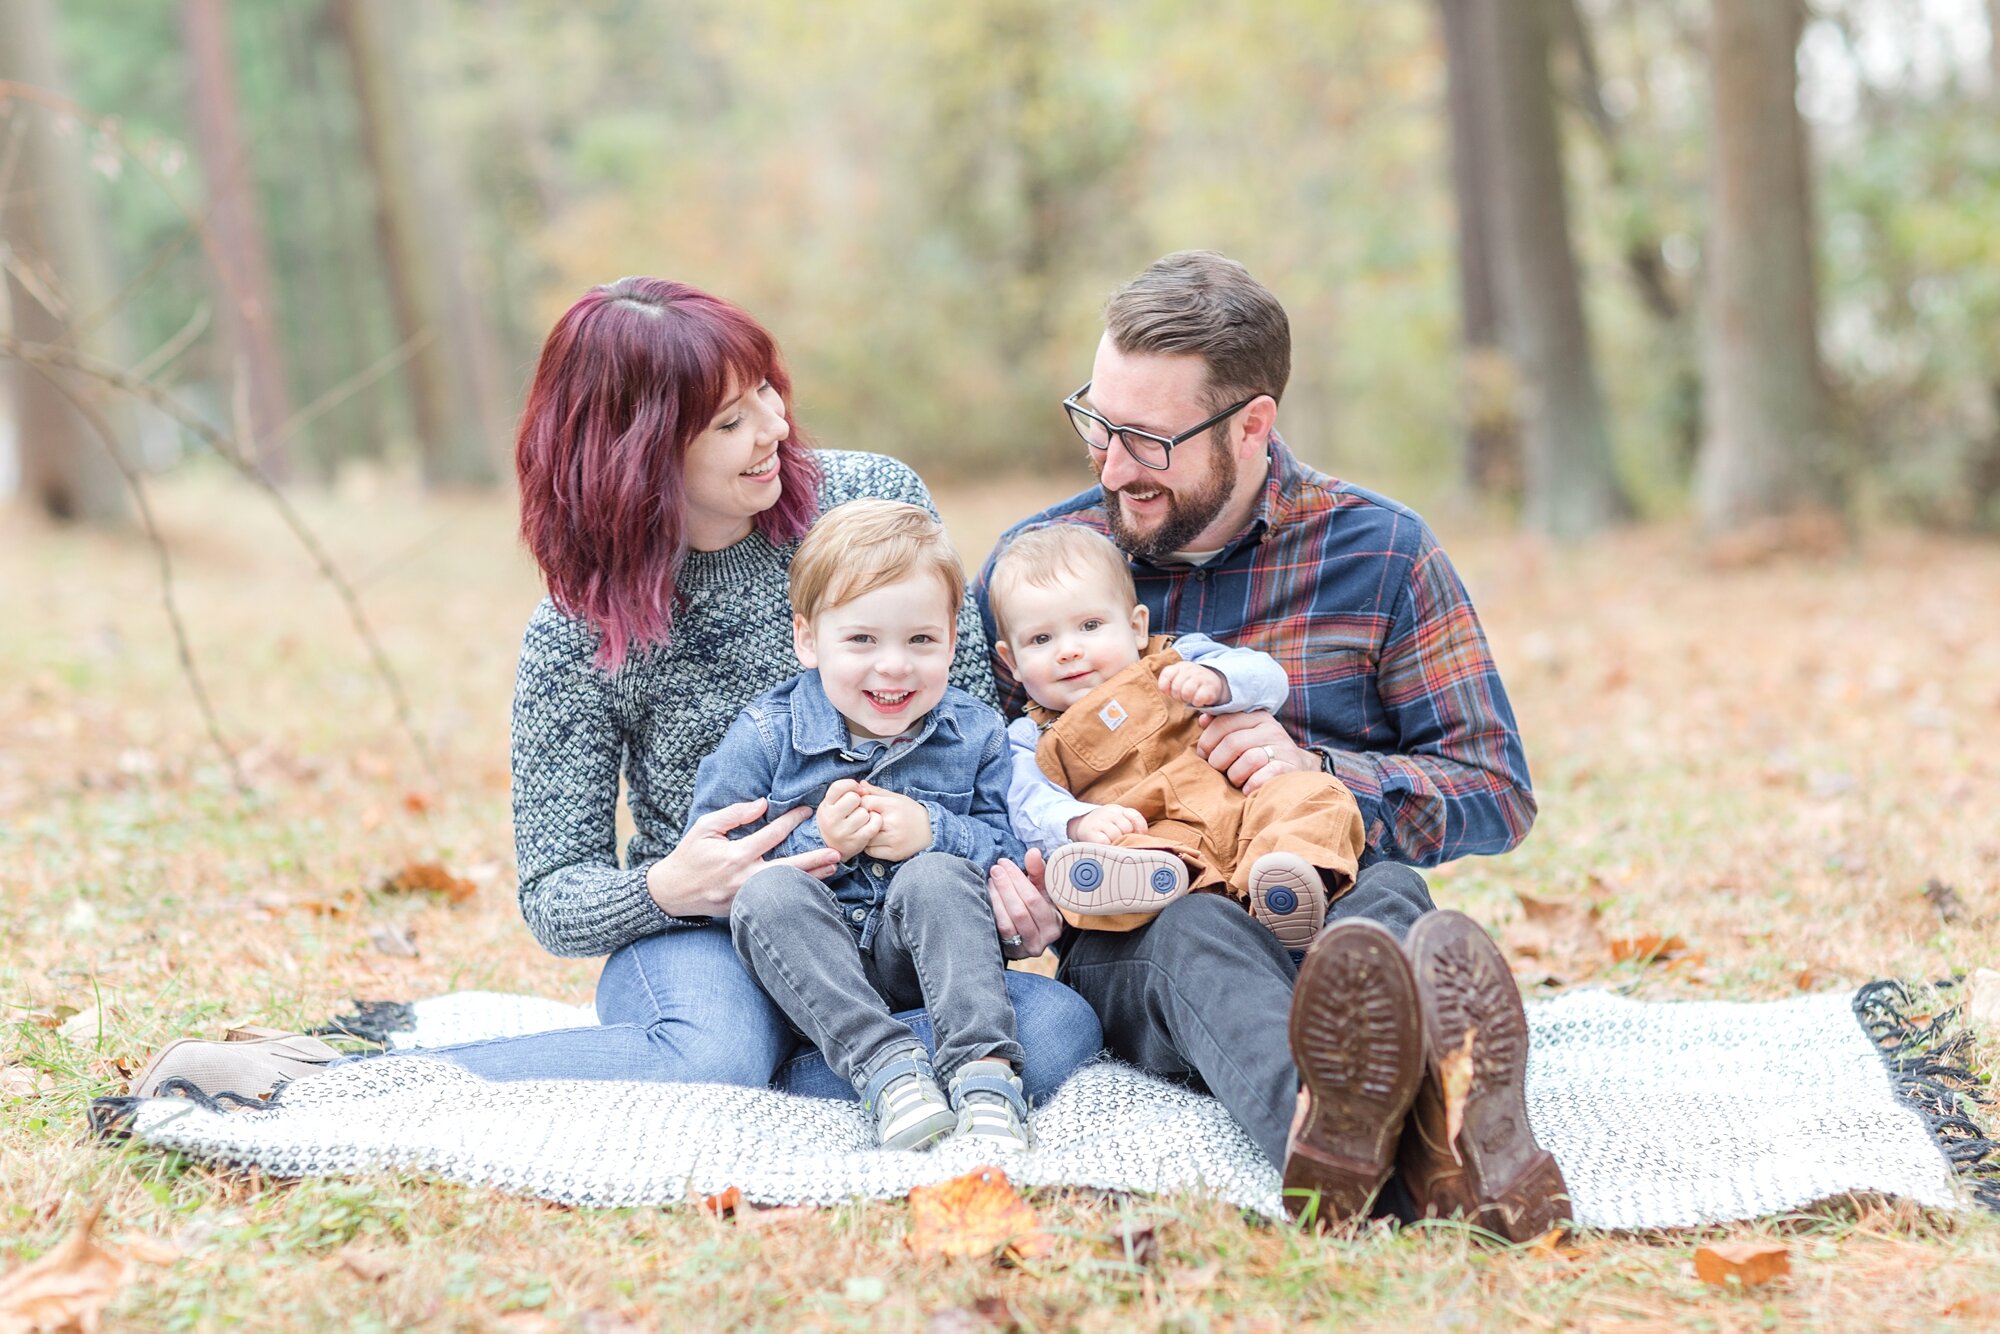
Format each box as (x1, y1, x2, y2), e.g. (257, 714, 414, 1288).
(100, 986, 1979, 1230)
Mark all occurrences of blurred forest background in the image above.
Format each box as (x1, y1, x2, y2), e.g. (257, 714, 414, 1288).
(4, 0, 2000, 538)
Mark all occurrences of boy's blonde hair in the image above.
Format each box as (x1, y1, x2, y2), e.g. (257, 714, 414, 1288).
(988, 524, 1139, 640)
(789, 499, 965, 621)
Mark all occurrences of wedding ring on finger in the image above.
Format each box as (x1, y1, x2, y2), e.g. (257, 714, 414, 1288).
(1262, 744, 1276, 764)
(1001, 933, 1026, 949)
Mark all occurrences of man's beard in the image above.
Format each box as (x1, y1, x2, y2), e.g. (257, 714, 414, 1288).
(1100, 436, 1238, 560)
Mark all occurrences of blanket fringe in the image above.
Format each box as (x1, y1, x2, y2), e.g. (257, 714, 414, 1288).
(309, 999, 414, 1049)
(1853, 979, 2000, 1212)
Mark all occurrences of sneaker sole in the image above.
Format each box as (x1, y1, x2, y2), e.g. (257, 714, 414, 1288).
(1405, 910, 1570, 1241)
(1045, 843, 1189, 918)
(1283, 920, 1423, 1226)
(1250, 852, 1328, 951)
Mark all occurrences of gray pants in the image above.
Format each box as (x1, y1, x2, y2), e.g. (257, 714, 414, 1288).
(1056, 861, 1436, 1168)
(730, 852, 1025, 1093)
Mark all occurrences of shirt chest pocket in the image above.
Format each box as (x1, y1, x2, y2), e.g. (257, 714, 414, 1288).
(1051, 684, 1176, 780)
(904, 785, 974, 816)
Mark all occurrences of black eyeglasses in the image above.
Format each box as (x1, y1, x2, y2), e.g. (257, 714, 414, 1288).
(1061, 381, 1259, 471)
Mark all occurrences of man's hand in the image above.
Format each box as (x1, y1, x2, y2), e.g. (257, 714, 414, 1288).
(816, 779, 881, 861)
(1158, 661, 1230, 710)
(1195, 709, 1318, 793)
(1068, 803, 1148, 843)
(858, 785, 932, 862)
(989, 850, 1064, 959)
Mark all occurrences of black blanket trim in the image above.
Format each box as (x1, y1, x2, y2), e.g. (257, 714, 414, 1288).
(1853, 979, 2000, 1212)
(308, 999, 416, 1049)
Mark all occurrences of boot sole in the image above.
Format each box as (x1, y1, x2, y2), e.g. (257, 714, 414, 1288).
(1283, 921, 1423, 1225)
(1045, 843, 1189, 918)
(1406, 910, 1571, 1241)
(1249, 852, 1328, 951)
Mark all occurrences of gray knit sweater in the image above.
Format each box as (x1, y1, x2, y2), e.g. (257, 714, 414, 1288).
(510, 450, 998, 958)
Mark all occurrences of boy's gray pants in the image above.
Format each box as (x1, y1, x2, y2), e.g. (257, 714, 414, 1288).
(729, 851, 1025, 1092)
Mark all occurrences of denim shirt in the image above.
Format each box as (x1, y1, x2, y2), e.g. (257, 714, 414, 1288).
(687, 670, 1025, 948)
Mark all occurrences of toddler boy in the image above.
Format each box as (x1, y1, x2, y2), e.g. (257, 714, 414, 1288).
(989, 524, 1365, 948)
(688, 500, 1030, 1153)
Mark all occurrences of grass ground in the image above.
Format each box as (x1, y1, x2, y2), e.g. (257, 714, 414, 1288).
(4, 465, 2000, 1330)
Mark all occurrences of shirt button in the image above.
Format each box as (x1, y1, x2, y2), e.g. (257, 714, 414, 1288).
(869, 862, 887, 876)
(850, 907, 866, 923)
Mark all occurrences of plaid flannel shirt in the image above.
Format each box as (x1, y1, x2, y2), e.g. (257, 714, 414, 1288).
(974, 437, 1535, 868)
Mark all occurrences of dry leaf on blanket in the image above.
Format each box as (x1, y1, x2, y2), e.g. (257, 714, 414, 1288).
(906, 1168, 1051, 1260)
(700, 1187, 743, 1219)
(1965, 970, 2000, 1032)
(0, 1203, 129, 1334)
(1439, 1027, 1478, 1162)
(1694, 1241, 1790, 1288)
(381, 862, 476, 903)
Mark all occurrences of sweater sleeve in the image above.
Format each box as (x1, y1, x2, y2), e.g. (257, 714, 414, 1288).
(510, 602, 690, 958)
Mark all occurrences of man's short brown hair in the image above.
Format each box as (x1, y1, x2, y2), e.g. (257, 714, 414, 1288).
(988, 524, 1139, 643)
(789, 499, 965, 623)
(1104, 250, 1291, 409)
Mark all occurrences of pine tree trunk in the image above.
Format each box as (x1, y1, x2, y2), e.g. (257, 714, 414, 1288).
(1472, 0, 1627, 538)
(0, 0, 135, 523)
(181, 0, 297, 481)
(1439, 0, 1519, 500)
(332, 0, 498, 489)
(1696, 0, 1833, 531)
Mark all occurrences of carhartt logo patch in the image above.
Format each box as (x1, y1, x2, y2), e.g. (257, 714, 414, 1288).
(1097, 699, 1128, 731)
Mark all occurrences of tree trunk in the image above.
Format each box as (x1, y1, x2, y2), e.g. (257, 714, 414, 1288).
(1438, 0, 1520, 500)
(0, 0, 135, 523)
(180, 0, 297, 481)
(1471, 0, 1627, 538)
(1696, 0, 1833, 531)
(331, 0, 498, 489)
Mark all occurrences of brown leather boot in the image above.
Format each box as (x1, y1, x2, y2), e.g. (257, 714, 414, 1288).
(1399, 910, 1570, 1241)
(1282, 920, 1423, 1227)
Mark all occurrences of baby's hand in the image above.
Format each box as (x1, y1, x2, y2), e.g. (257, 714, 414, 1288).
(1068, 804, 1148, 844)
(1159, 661, 1230, 710)
(816, 779, 881, 861)
(858, 786, 932, 862)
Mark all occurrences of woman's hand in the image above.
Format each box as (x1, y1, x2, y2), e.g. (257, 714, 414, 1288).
(1068, 804, 1148, 843)
(645, 798, 839, 917)
(1195, 709, 1318, 793)
(989, 850, 1064, 960)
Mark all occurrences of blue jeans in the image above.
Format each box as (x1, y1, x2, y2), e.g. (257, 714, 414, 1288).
(421, 923, 1101, 1104)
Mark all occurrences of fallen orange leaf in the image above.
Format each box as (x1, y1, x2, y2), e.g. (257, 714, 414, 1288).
(381, 862, 476, 903)
(1694, 1241, 1789, 1288)
(700, 1186, 743, 1219)
(1439, 1027, 1478, 1163)
(906, 1168, 1051, 1260)
(1609, 934, 1688, 964)
(0, 1203, 129, 1334)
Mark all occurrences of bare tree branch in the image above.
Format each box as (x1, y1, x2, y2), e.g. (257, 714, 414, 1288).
(20, 360, 248, 792)
(0, 331, 440, 784)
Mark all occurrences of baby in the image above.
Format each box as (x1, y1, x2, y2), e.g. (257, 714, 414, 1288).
(989, 524, 1365, 949)
(688, 500, 1030, 1152)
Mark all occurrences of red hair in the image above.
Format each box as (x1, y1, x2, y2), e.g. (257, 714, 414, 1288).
(515, 278, 822, 669)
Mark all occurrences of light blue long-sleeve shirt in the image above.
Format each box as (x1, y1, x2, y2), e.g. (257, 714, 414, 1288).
(1004, 632, 1287, 856)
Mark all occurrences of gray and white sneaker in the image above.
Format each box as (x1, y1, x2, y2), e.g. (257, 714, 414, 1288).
(860, 1050, 957, 1151)
(948, 1058, 1031, 1153)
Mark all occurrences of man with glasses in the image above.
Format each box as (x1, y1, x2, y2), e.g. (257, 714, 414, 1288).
(976, 251, 1567, 1238)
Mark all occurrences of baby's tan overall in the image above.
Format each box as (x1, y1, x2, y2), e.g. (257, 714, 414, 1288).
(1026, 636, 1365, 926)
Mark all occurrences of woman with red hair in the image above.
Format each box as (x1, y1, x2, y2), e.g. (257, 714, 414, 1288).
(136, 278, 1099, 1106)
